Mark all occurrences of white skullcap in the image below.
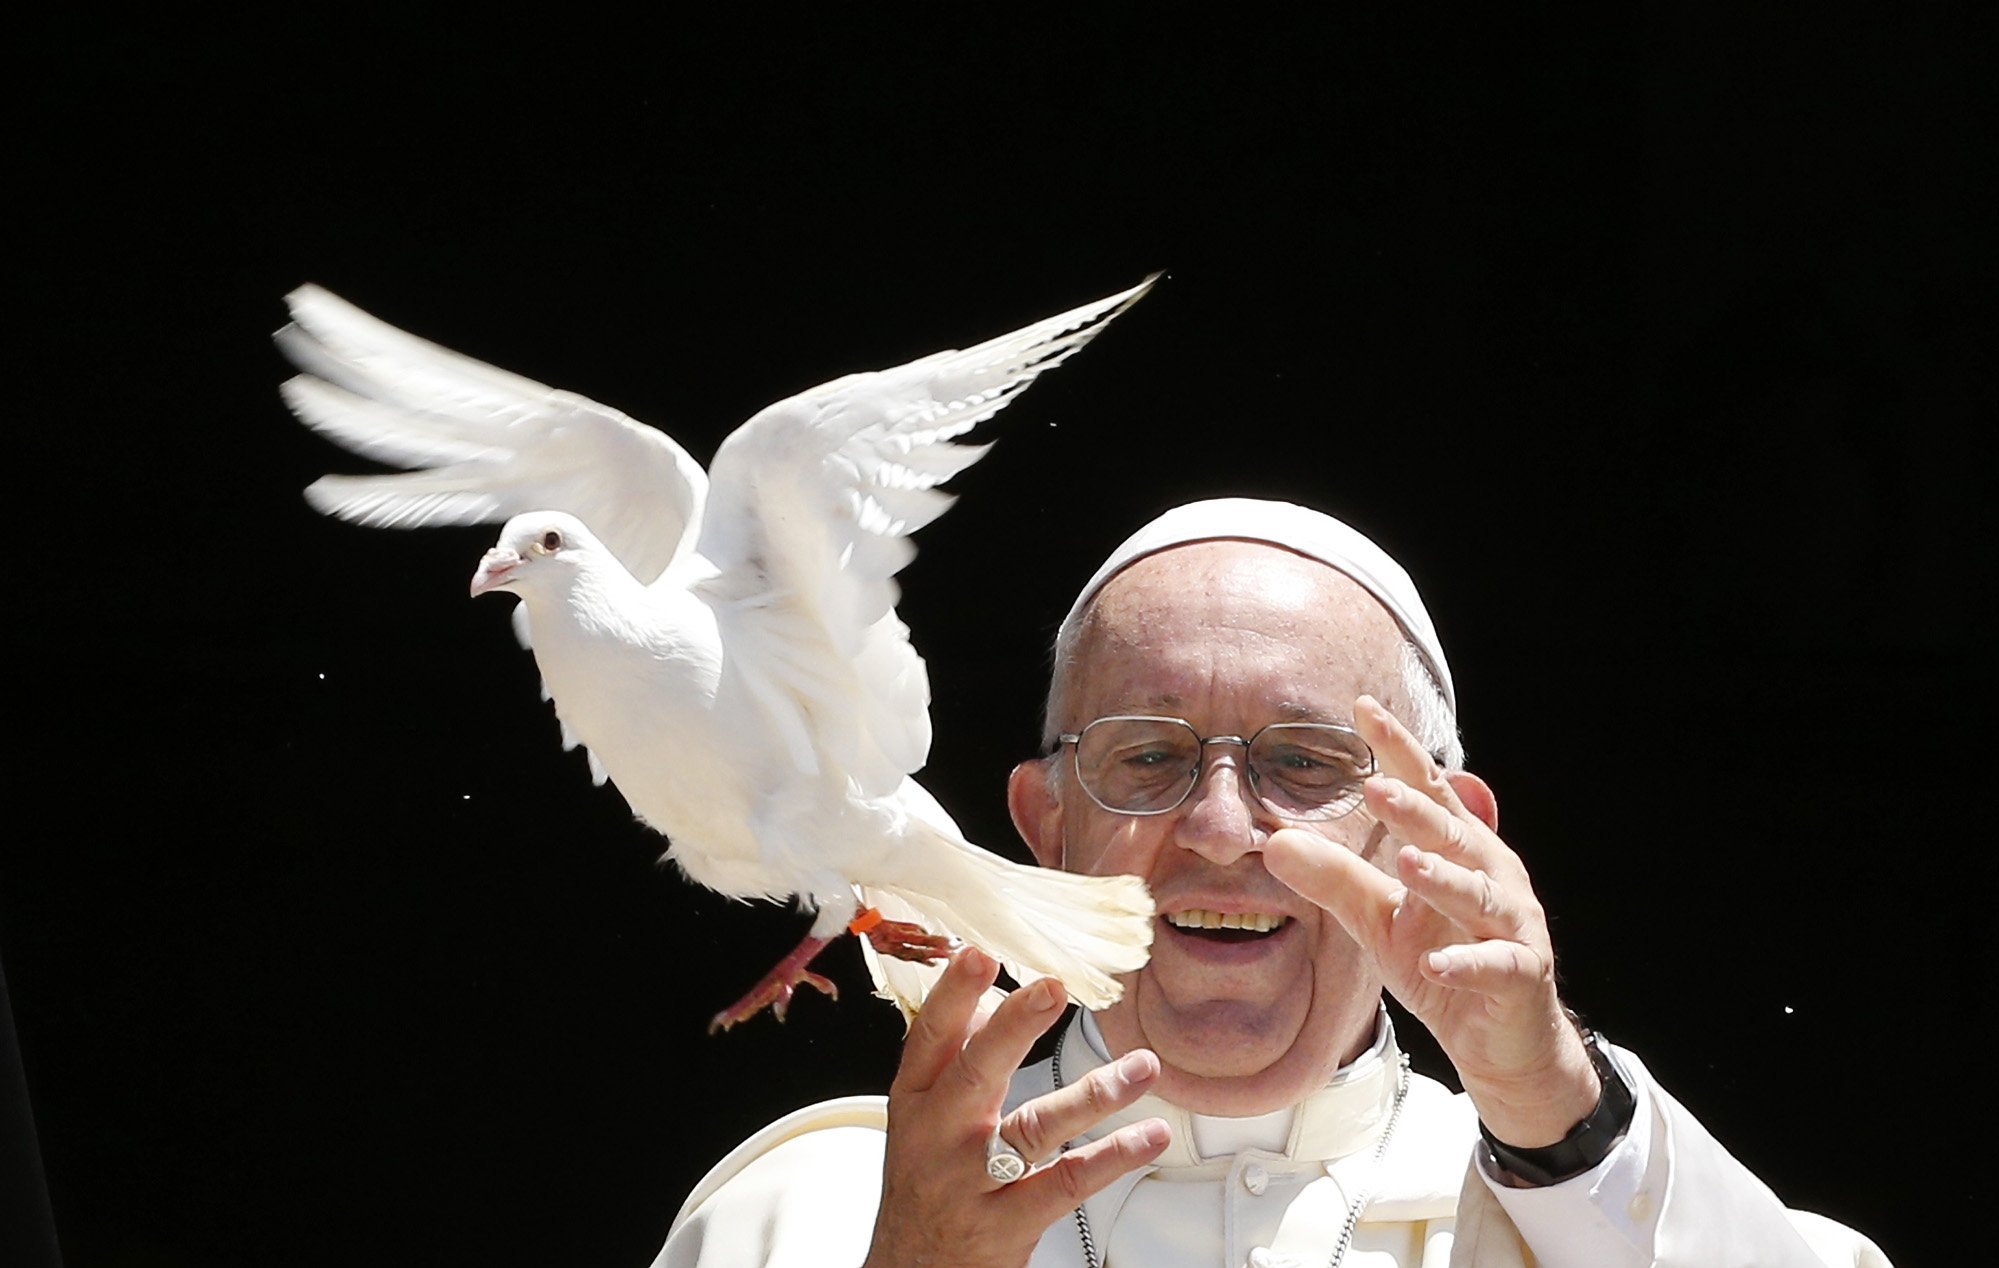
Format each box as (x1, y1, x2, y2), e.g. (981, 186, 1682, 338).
(1059, 497, 1455, 712)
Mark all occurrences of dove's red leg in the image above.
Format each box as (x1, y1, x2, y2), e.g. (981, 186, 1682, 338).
(849, 906, 954, 963)
(704, 908, 958, 1034)
(707, 933, 840, 1034)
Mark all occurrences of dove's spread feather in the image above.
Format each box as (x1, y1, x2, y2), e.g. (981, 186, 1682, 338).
(279, 284, 709, 588)
(279, 280, 1158, 1020)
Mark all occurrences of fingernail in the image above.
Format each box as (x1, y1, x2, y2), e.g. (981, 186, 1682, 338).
(1138, 1120, 1170, 1149)
(1426, 950, 1452, 975)
(1114, 1051, 1155, 1085)
(1026, 978, 1061, 1010)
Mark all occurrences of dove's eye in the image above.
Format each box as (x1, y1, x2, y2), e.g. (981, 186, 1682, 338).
(532, 530, 563, 555)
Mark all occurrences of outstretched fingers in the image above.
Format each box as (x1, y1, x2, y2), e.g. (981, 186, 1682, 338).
(1394, 843, 1535, 941)
(1366, 771, 1495, 871)
(1003, 1049, 1161, 1165)
(956, 975, 1070, 1101)
(867, 952, 1168, 1266)
(1355, 694, 1469, 818)
(894, 947, 1005, 1093)
(1014, 1117, 1171, 1215)
(1417, 936, 1548, 994)
(1264, 826, 1407, 950)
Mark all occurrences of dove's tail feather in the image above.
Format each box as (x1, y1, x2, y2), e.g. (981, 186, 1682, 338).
(866, 823, 1153, 1016)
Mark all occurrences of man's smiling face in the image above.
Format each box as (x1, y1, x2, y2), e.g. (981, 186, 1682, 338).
(1009, 541, 1409, 1116)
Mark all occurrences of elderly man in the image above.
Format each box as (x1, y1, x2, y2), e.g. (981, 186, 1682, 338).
(659, 498, 1890, 1267)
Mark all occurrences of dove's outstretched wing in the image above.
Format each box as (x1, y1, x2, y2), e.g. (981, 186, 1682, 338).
(690, 276, 1158, 797)
(276, 285, 708, 588)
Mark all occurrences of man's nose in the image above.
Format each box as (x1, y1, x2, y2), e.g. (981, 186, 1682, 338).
(1172, 748, 1269, 865)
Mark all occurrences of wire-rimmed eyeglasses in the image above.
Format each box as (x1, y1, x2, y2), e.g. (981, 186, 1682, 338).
(1053, 715, 1376, 821)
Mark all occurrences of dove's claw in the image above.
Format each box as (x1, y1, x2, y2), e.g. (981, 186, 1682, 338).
(768, 971, 839, 1024)
(707, 935, 841, 1034)
(862, 918, 955, 964)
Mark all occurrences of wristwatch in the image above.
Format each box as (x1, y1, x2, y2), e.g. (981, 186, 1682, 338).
(1479, 1027, 1636, 1186)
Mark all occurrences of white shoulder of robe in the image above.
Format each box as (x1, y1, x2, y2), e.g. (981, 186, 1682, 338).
(655, 1095, 887, 1268)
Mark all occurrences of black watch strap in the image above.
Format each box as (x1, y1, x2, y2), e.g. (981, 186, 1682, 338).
(1479, 1028, 1636, 1187)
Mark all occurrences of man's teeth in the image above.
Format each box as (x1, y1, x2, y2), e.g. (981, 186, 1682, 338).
(1164, 910, 1287, 933)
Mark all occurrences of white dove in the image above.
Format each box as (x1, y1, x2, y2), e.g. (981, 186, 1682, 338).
(277, 279, 1157, 1031)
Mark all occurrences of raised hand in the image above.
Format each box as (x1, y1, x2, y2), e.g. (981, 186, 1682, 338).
(864, 949, 1170, 1268)
(1264, 694, 1598, 1147)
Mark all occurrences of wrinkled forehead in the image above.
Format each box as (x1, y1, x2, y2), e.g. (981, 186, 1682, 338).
(1069, 541, 1409, 716)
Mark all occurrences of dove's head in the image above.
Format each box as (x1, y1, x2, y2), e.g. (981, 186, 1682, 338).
(470, 512, 607, 599)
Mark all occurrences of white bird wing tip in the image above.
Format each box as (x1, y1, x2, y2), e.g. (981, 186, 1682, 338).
(300, 478, 343, 518)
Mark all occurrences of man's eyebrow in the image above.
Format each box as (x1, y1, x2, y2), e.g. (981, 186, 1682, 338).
(1105, 691, 1185, 713)
(1273, 699, 1350, 724)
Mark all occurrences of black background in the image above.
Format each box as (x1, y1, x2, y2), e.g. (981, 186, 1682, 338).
(10, 9, 1987, 1266)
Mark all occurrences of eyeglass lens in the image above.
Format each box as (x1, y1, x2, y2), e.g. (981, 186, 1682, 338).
(1072, 717, 1373, 819)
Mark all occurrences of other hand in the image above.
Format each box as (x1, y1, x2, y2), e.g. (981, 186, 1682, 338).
(1264, 694, 1597, 1147)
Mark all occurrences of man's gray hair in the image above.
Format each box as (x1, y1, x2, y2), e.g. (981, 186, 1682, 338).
(1396, 638, 1464, 770)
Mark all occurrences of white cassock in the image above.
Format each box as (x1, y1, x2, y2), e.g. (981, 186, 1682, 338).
(656, 1011, 1891, 1268)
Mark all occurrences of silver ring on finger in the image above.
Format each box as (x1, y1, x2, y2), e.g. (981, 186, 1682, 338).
(985, 1130, 1028, 1183)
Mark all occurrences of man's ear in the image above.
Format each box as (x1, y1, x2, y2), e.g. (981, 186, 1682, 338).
(1007, 759, 1066, 869)
(1445, 770, 1499, 831)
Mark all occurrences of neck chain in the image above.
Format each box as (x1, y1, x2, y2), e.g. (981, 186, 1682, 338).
(1050, 1026, 1412, 1268)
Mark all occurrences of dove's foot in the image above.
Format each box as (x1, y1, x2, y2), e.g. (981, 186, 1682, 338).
(851, 909, 954, 964)
(708, 935, 840, 1034)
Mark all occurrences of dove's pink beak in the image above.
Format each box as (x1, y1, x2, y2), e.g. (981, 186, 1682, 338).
(470, 547, 523, 597)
